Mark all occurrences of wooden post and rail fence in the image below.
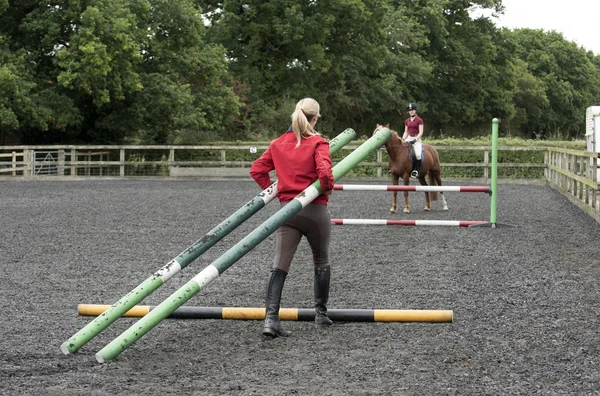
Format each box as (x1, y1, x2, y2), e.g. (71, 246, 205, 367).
(1, 144, 599, 223)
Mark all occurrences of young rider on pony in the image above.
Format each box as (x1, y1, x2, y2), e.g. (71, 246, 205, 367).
(402, 102, 424, 178)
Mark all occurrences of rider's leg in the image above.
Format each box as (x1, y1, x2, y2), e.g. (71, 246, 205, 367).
(405, 137, 417, 177)
(414, 140, 422, 161)
(411, 140, 422, 178)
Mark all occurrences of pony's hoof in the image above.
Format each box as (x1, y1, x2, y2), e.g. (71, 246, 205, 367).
(390, 208, 396, 213)
(403, 208, 410, 213)
(424, 207, 430, 212)
(443, 206, 449, 211)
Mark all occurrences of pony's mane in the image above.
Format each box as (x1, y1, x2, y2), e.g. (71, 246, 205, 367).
(374, 123, 405, 144)
(388, 128, 404, 144)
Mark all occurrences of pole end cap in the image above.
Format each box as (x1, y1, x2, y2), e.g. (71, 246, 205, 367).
(59, 344, 71, 355)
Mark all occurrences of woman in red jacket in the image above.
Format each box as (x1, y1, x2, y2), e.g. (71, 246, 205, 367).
(250, 98, 335, 338)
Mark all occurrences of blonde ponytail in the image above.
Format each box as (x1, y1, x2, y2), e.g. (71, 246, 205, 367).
(291, 98, 321, 147)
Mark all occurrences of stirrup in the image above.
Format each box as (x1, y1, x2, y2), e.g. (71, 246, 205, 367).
(410, 170, 418, 178)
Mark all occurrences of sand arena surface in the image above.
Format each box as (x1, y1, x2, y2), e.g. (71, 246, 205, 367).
(1, 179, 599, 395)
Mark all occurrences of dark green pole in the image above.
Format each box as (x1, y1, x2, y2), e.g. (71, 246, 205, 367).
(95, 128, 392, 363)
(60, 129, 356, 355)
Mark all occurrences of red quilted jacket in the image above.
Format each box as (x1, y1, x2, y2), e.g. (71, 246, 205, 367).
(250, 130, 334, 205)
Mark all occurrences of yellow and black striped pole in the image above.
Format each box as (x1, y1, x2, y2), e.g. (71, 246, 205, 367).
(78, 304, 453, 323)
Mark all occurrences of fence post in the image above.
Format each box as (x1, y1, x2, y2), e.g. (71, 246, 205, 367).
(483, 150, 489, 181)
(119, 149, 125, 177)
(556, 152, 560, 187)
(377, 149, 382, 177)
(220, 150, 226, 167)
(548, 149, 556, 183)
(544, 150, 548, 181)
(570, 154, 576, 194)
(12, 151, 16, 176)
(564, 153, 568, 190)
(169, 149, 174, 176)
(557, 152, 562, 189)
(549, 150, 553, 184)
(70, 149, 77, 176)
(58, 150, 65, 176)
(28, 149, 34, 176)
(566, 153, 571, 194)
(579, 156, 585, 200)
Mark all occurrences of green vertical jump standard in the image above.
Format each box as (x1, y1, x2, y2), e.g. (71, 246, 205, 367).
(60, 128, 356, 355)
(95, 127, 392, 363)
(470, 118, 513, 228)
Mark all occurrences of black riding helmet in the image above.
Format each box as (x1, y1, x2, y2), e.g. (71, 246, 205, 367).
(406, 102, 418, 111)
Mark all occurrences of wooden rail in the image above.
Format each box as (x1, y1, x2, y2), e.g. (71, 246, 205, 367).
(0, 145, 547, 179)
(0, 151, 25, 176)
(546, 148, 599, 223)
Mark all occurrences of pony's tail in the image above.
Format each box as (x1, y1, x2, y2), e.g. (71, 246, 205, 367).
(428, 171, 438, 201)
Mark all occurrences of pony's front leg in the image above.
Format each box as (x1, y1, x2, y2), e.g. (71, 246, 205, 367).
(419, 174, 430, 211)
(390, 173, 399, 213)
(424, 192, 431, 211)
(434, 172, 448, 210)
(403, 191, 410, 213)
(441, 193, 449, 211)
(402, 174, 410, 213)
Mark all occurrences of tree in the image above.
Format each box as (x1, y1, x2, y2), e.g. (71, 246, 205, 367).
(393, 0, 517, 136)
(0, 0, 240, 144)
(511, 28, 600, 138)
(0, 37, 81, 145)
(201, 0, 437, 137)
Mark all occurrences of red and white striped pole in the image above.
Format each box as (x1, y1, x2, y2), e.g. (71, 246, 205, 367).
(333, 184, 491, 193)
(331, 219, 487, 227)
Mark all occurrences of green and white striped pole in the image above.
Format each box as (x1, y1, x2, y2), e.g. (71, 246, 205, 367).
(60, 129, 356, 355)
(490, 118, 499, 226)
(95, 127, 392, 363)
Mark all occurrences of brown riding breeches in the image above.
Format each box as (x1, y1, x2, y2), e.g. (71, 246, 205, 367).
(273, 203, 331, 273)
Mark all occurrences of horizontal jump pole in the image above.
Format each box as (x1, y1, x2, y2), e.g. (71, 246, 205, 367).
(78, 304, 453, 323)
(331, 219, 487, 227)
(334, 184, 491, 193)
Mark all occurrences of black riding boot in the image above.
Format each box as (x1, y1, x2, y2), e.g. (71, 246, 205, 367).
(262, 269, 291, 337)
(314, 266, 333, 326)
(412, 160, 421, 178)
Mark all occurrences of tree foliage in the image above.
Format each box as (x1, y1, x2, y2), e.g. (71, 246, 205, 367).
(510, 28, 600, 138)
(1, 0, 599, 144)
(0, 0, 239, 144)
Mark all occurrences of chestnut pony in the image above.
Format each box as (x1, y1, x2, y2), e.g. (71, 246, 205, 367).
(373, 124, 448, 213)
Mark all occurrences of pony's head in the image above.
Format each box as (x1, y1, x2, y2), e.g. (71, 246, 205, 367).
(373, 123, 388, 136)
(374, 123, 405, 144)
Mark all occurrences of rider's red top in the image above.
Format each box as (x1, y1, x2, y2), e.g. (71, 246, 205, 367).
(250, 130, 334, 205)
(405, 116, 423, 136)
